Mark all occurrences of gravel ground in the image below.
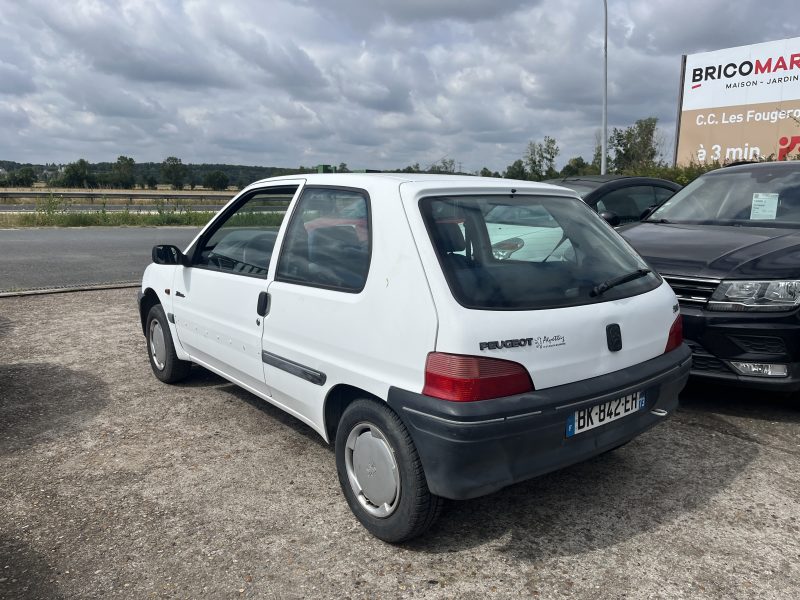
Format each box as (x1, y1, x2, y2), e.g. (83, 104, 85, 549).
(1, 289, 799, 599)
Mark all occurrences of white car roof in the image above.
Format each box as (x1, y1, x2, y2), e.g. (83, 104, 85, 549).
(249, 172, 578, 197)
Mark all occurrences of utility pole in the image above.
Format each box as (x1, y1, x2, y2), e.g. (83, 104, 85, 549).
(601, 0, 608, 175)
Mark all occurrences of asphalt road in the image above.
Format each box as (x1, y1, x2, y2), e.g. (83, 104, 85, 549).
(0, 227, 200, 292)
(1, 288, 799, 599)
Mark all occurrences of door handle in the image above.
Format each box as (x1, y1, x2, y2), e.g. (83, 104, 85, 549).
(256, 292, 270, 317)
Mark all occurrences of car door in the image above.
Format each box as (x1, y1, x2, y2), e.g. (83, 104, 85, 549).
(260, 185, 372, 427)
(171, 182, 302, 395)
(595, 185, 657, 225)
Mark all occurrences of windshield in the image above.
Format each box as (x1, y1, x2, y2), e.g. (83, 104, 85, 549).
(420, 195, 660, 310)
(649, 164, 800, 227)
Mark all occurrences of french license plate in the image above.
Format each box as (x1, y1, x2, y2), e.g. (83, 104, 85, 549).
(565, 391, 646, 437)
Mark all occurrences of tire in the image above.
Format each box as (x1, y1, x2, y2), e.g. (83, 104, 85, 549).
(145, 304, 191, 384)
(335, 399, 443, 543)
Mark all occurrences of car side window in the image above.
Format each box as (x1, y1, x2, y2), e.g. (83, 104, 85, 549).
(597, 186, 656, 223)
(653, 186, 676, 204)
(193, 185, 298, 278)
(276, 187, 371, 292)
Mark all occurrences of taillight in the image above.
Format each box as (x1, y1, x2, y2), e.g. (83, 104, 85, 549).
(664, 314, 683, 353)
(422, 352, 534, 402)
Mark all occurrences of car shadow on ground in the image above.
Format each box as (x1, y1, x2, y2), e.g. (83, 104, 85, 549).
(161, 360, 764, 562)
(179, 366, 329, 449)
(168, 367, 759, 559)
(405, 408, 757, 558)
(0, 534, 64, 600)
(0, 362, 109, 453)
(679, 380, 800, 423)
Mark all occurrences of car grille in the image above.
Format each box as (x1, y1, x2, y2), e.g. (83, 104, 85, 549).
(729, 335, 787, 355)
(662, 275, 720, 308)
(685, 340, 733, 375)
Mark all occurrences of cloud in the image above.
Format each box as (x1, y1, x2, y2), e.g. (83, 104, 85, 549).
(0, 0, 797, 172)
(32, 0, 238, 88)
(0, 62, 36, 95)
(0, 35, 38, 95)
(0, 103, 31, 129)
(207, 18, 333, 101)
(297, 0, 537, 25)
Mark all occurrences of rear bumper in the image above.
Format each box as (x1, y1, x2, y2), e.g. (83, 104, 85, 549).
(387, 344, 691, 500)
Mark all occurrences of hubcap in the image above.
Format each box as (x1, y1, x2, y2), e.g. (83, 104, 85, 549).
(345, 422, 400, 518)
(149, 319, 167, 370)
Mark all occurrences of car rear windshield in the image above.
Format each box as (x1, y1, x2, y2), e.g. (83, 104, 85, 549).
(648, 164, 800, 227)
(420, 194, 660, 310)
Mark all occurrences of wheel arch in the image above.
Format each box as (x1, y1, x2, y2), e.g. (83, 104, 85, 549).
(323, 384, 385, 444)
(138, 287, 162, 335)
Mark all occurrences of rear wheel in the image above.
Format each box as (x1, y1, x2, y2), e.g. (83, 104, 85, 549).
(146, 304, 191, 384)
(335, 399, 443, 543)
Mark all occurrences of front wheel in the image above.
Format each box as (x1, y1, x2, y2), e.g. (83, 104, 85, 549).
(146, 304, 191, 384)
(335, 399, 443, 543)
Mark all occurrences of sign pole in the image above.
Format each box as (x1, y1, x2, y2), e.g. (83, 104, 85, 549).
(673, 55, 687, 167)
(601, 0, 608, 175)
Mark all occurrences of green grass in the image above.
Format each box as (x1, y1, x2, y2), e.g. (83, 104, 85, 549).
(3, 211, 215, 227)
(0, 208, 286, 228)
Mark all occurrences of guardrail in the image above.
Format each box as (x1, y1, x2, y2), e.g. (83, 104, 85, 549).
(0, 190, 235, 202)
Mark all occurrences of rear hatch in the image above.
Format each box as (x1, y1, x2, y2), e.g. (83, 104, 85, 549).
(402, 183, 680, 390)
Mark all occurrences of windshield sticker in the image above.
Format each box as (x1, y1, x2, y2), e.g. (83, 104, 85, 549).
(750, 193, 779, 220)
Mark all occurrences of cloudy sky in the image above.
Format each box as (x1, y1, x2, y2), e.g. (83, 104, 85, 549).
(1, 0, 797, 172)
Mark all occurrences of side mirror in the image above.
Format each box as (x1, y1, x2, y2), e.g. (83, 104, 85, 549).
(599, 211, 621, 227)
(152, 244, 187, 266)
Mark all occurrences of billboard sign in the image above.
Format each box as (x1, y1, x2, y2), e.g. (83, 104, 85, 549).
(675, 37, 800, 165)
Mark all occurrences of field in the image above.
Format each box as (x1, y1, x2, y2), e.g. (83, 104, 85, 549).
(0, 210, 220, 227)
(0, 188, 289, 227)
(0, 188, 235, 205)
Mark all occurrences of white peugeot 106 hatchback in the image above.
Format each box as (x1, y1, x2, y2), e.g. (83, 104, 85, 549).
(139, 174, 690, 542)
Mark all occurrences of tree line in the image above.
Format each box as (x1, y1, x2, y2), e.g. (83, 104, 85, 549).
(0, 117, 737, 190)
(480, 117, 719, 186)
(0, 157, 315, 191)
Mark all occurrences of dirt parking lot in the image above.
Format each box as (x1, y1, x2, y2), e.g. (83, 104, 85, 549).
(1, 289, 799, 599)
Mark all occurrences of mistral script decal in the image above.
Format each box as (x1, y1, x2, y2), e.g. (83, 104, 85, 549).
(479, 335, 566, 351)
(533, 335, 566, 349)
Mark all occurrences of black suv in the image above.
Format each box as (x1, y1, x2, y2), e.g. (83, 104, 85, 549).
(620, 161, 800, 390)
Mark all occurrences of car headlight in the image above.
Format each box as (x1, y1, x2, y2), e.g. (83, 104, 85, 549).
(708, 280, 800, 311)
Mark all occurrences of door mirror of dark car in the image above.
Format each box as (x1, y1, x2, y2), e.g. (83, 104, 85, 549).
(152, 244, 187, 266)
(599, 211, 621, 227)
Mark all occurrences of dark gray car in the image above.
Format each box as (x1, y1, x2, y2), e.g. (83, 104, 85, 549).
(545, 175, 682, 225)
